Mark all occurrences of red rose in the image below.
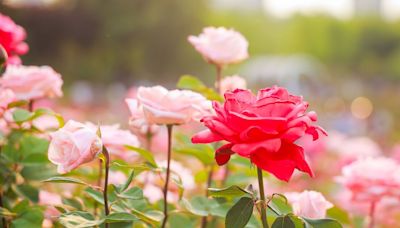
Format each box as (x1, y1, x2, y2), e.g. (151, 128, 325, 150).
(192, 86, 327, 181)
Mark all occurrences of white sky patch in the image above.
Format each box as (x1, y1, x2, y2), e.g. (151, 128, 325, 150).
(382, 0, 400, 21)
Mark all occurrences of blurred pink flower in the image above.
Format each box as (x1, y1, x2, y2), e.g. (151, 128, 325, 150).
(188, 27, 249, 66)
(0, 13, 28, 64)
(0, 65, 63, 101)
(138, 160, 195, 203)
(39, 190, 62, 221)
(336, 157, 400, 203)
(219, 75, 247, 94)
(32, 115, 61, 132)
(108, 171, 127, 186)
(87, 122, 140, 161)
(136, 86, 211, 125)
(0, 89, 15, 116)
(286, 190, 333, 219)
(48, 120, 102, 174)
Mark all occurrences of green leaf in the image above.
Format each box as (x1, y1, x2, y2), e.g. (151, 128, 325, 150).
(7, 100, 28, 109)
(117, 187, 143, 200)
(14, 184, 39, 203)
(0, 207, 17, 217)
(268, 197, 292, 216)
(12, 200, 29, 214)
(62, 198, 83, 210)
(59, 211, 102, 228)
(43, 176, 91, 186)
(168, 212, 196, 227)
(22, 153, 48, 165)
(303, 218, 342, 228)
(84, 188, 104, 204)
(176, 75, 223, 101)
(120, 170, 134, 192)
(124, 145, 157, 167)
(225, 197, 254, 228)
(327, 207, 351, 224)
(181, 196, 222, 217)
(11, 208, 43, 228)
(111, 161, 154, 174)
(174, 144, 214, 165)
(208, 185, 252, 199)
(12, 109, 32, 123)
(272, 215, 295, 228)
(130, 208, 160, 226)
(105, 212, 137, 223)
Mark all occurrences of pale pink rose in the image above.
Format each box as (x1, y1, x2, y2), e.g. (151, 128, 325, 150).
(286, 190, 333, 219)
(32, 115, 61, 132)
(136, 86, 212, 125)
(391, 144, 400, 162)
(39, 190, 62, 221)
(138, 160, 195, 203)
(336, 157, 400, 203)
(0, 65, 63, 101)
(0, 88, 15, 116)
(86, 123, 140, 161)
(108, 171, 127, 186)
(48, 120, 103, 174)
(125, 98, 160, 136)
(188, 27, 249, 66)
(219, 75, 247, 94)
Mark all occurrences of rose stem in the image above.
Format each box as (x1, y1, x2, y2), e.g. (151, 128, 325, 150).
(368, 201, 376, 228)
(161, 124, 173, 228)
(215, 65, 223, 95)
(257, 168, 268, 228)
(201, 165, 214, 228)
(102, 147, 110, 228)
(28, 100, 34, 112)
(94, 159, 103, 216)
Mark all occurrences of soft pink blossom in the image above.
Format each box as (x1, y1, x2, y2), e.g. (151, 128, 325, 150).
(108, 171, 128, 186)
(0, 88, 15, 116)
(126, 98, 160, 136)
(39, 190, 62, 221)
(87, 122, 140, 161)
(219, 75, 247, 93)
(48, 120, 102, 174)
(136, 86, 212, 125)
(336, 157, 400, 203)
(188, 27, 249, 66)
(286, 190, 333, 219)
(0, 65, 63, 101)
(0, 13, 28, 64)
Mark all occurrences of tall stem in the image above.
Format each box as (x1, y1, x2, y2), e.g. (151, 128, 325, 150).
(94, 159, 103, 216)
(368, 201, 376, 228)
(215, 65, 223, 95)
(201, 165, 214, 228)
(102, 148, 110, 228)
(28, 100, 34, 112)
(257, 168, 268, 228)
(161, 125, 173, 228)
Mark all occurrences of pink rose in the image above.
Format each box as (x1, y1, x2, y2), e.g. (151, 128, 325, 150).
(0, 13, 28, 65)
(188, 27, 249, 66)
(0, 65, 63, 101)
(136, 86, 212, 125)
(336, 157, 400, 203)
(219, 75, 247, 94)
(192, 86, 327, 181)
(0, 88, 15, 116)
(125, 98, 160, 136)
(39, 190, 62, 221)
(86, 122, 140, 161)
(286, 190, 333, 219)
(48, 120, 102, 174)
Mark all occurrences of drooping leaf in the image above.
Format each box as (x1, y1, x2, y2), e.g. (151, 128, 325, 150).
(208, 185, 252, 199)
(225, 197, 254, 228)
(303, 218, 342, 228)
(124, 145, 157, 167)
(272, 215, 295, 228)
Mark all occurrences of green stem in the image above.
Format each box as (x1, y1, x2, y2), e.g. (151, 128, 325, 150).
(102, 148, 110, 228)
(201, 165, 214, 228)
(257, 168, 268, 228)
(161, 125, 173, 228)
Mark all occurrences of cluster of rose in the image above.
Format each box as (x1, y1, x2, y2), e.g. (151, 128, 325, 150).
(1, 12, 400, 228)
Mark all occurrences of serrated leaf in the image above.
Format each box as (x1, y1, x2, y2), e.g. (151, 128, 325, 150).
(208, 185, 252, 199)
(124, 145, 157, 167)
(303, 218, 342, 228)
(225, 197, 254, 228)
(272, 215, 295, 228)
(105, 212, 137, 223)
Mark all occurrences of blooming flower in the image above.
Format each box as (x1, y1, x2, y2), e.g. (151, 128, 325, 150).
(48, 120, 103, 174)
(86, 122, 140, 161)
(286, 190, 333, 219)
(136, 86, 212, 125)
(188, 27, 248, 66)
(0, 88, 15, 116)
(0, 65, 63, 101)
(0, 13, 28, 65)
(192, 86, 326, 181)
(125, 98, 160, 136)
(219, 75, 247, 94)
(336, 157, 400, 203)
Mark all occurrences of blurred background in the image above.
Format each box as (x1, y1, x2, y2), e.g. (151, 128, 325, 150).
(2, 0, 400, 150)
